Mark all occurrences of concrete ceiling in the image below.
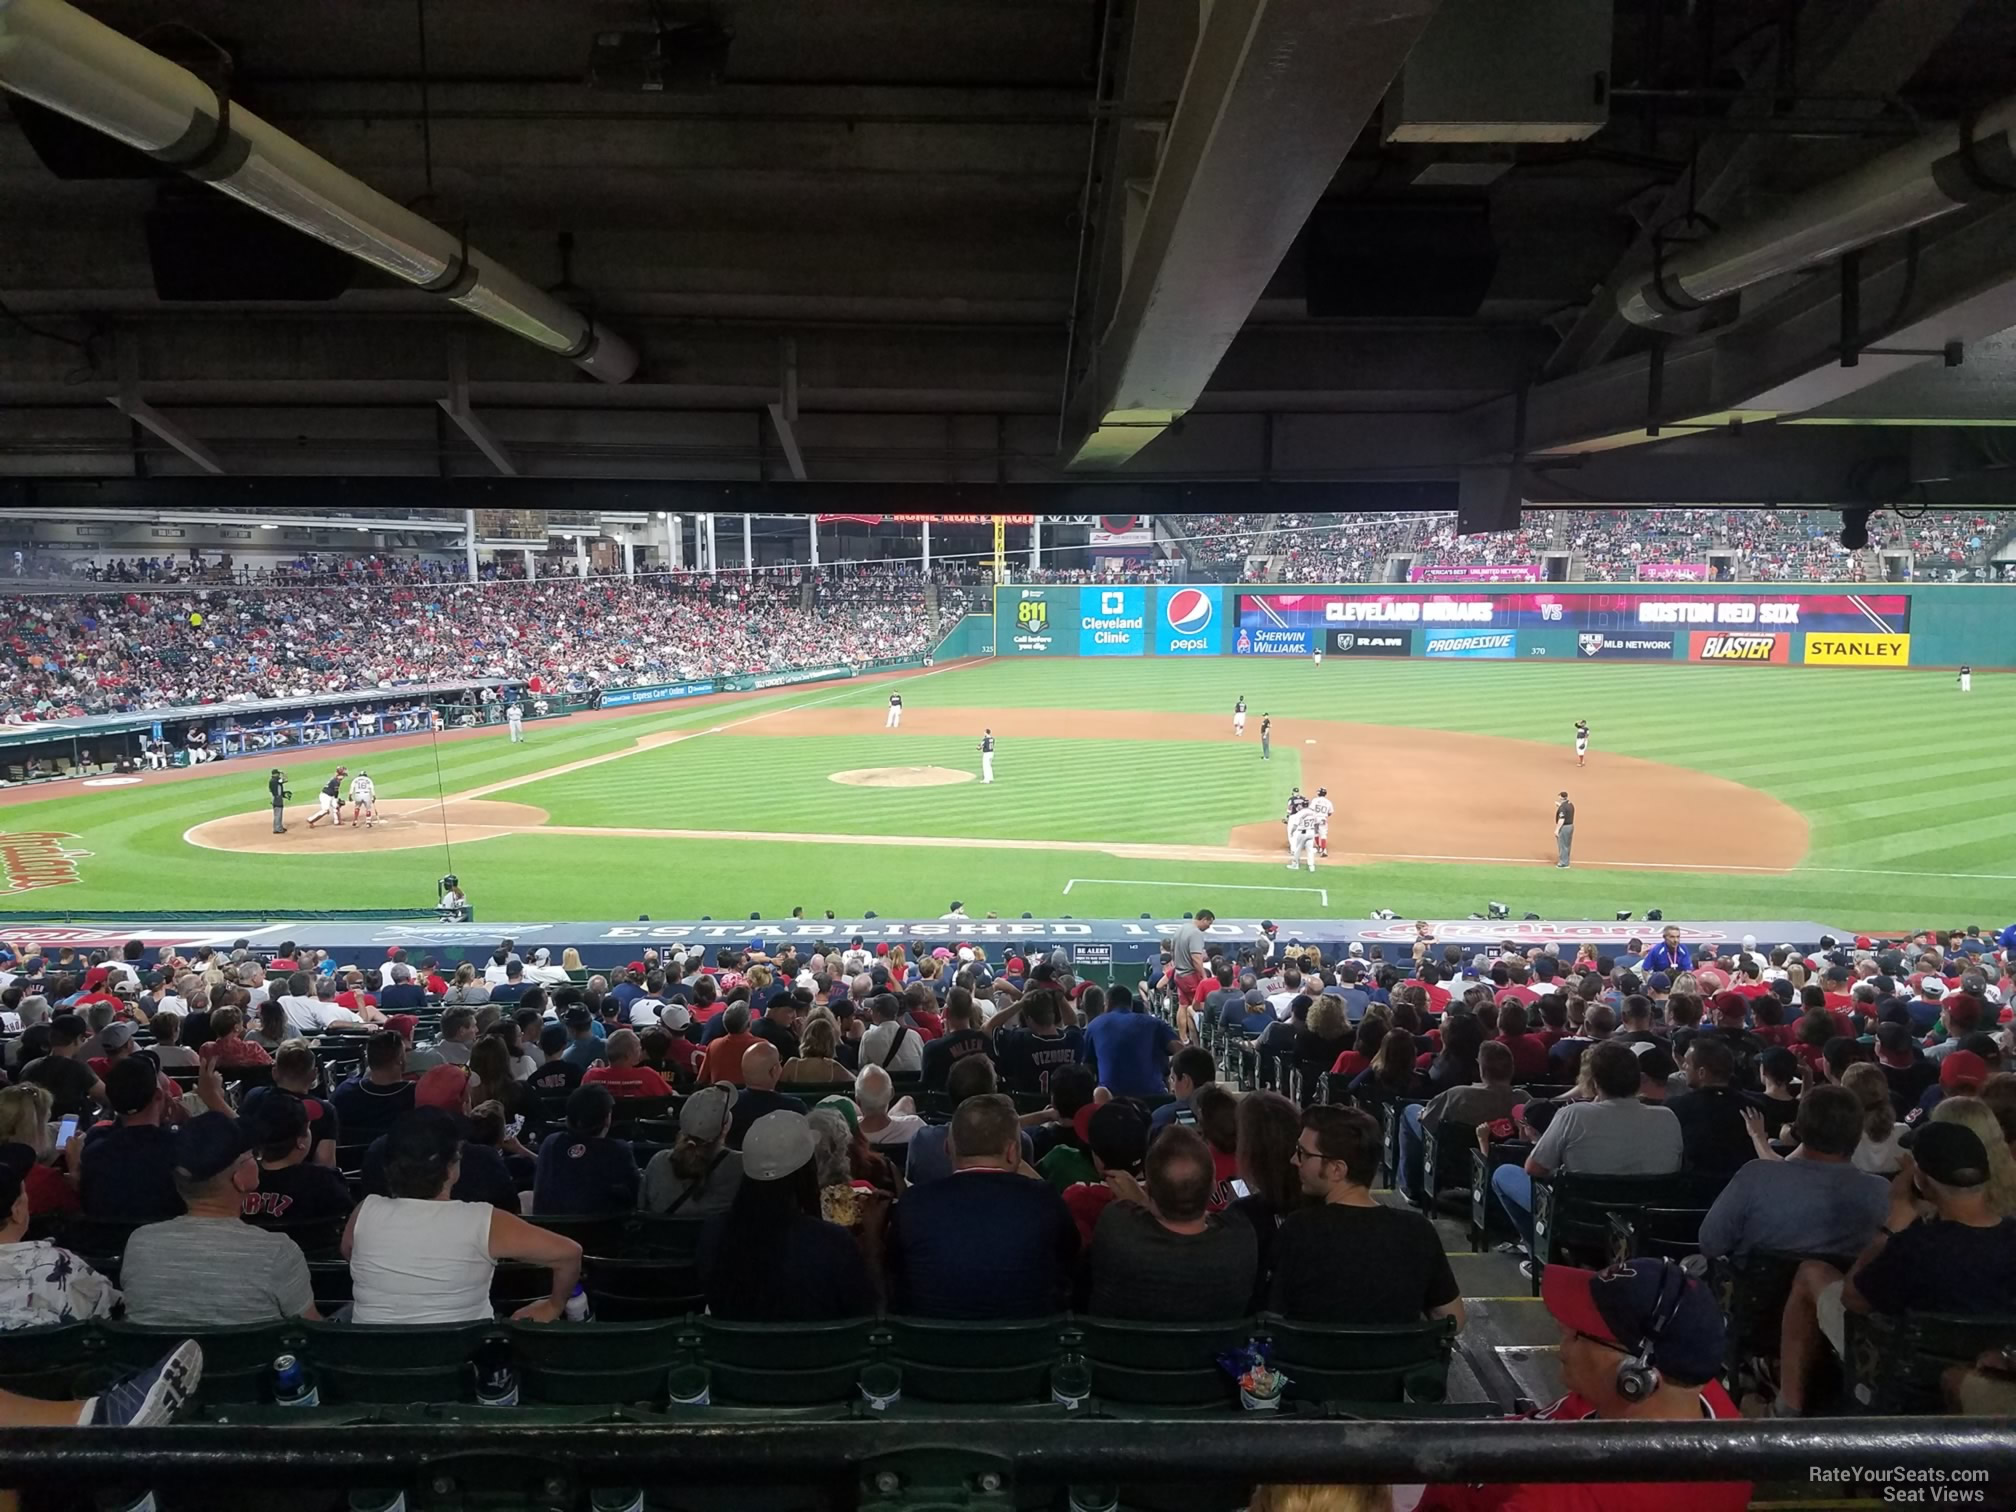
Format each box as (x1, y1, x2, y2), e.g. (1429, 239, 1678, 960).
(2, 0, 2015, 511)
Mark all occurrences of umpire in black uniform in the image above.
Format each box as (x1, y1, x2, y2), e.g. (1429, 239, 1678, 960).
(268, 769, 289, 834)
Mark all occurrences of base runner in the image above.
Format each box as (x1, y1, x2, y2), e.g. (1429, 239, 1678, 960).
(1307, 786, 1335, 857)
(1285, 808, 1321, 872)
(348, 770, 378, 829)
(306, 766, 348, 828)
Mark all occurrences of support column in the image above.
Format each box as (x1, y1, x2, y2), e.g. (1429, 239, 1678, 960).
(622, 537, 635, 579)
(743, 513, 754, 575)
(575, 534, 589, 577)
(666, 513, 681, 571)
(810, 515, 820, 568)
(922, 519, 931, 575)
(706, 514, 719, 572)
(1031, 518, 1043, 570)
(464, 509, 478, 582)
(522, 547, 536, 581)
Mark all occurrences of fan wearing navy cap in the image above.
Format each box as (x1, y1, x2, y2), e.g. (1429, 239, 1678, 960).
(1415, 1260, 1748, 1512)
(119, 1113, 320, 1327)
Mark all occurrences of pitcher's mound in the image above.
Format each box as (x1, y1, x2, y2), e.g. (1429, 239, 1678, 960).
(186, 798, 550, 855)
(829, 765, 975, 789)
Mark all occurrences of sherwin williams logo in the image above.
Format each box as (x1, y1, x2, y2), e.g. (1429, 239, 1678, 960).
(1164, 588, 1214, 634)
(0, 831, 91, 893)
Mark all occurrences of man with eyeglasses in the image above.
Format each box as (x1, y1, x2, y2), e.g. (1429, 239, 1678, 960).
(1267, 1105, 1464, 1329)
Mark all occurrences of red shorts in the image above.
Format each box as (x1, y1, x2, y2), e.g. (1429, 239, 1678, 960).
(1173, 971, 1209, 1007)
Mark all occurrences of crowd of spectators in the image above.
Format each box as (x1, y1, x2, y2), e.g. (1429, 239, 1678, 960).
(0, 919, 2008, 1507)
(1259, 509, 2000, 584)
(0, 568, 968, 724)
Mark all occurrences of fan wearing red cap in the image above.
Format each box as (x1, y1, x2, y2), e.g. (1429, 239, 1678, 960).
(1415, 1261, 1748, 1512)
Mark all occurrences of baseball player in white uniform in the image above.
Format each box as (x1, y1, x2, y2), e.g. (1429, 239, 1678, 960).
(1574, 719, 1590, 767)
(886, 692, 903, 729)
(1306, 786, 1335, 858)
(506, 700, 525, 742)
(1959, 665, 1972, 694)
(979, 728, 995, 784)
(1285, 807, 1321, 871)
(307, 766, 348, 827)
(348, 770, 378, 829)
(1232, 696, 1246, 736)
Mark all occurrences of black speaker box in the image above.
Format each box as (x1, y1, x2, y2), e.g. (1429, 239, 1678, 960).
(144, 194, 356, 301)
(1304, 198, 1499, 318)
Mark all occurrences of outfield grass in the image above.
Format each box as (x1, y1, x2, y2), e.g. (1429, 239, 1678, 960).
(0, 656, 2003, 927)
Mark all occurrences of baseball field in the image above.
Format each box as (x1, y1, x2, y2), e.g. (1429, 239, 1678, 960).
(0, 655, 2003, 928)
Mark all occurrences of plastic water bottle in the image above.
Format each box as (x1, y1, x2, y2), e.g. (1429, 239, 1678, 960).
(347, 1494, 407, 1512)
(473, 1339, 519, 1407)
(590, 1491, 644, 1512)
(564, 1284, 591, 1323)
(272, 1353, 319, 1409)
(94, 1492, 155, 1512)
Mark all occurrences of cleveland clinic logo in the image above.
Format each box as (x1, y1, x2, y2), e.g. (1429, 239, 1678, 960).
(0, 830, 92, 894)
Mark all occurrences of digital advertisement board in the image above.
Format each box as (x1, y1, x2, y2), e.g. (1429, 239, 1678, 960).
(1238, 590, 1909, 636)
(1423, 630, 1518, 659)
(1233, 625, 1312, 656)
(1803, 632, 1911, 666)
(1573, 632, 1677, 660)
(1078, 586, 1145, 657)
(1689, 631, 1791, 663)
(1327, 629, 1413, 657)
(1155, 586, 1223, 656)
(1003, 587, 1067, 655)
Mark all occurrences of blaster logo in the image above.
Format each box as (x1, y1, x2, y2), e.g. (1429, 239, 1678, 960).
(1698, 633, 1780, 661)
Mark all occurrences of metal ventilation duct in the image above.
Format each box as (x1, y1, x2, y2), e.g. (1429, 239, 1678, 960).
(1619, 94, 2016, 330)
(0, 0, 637, 382)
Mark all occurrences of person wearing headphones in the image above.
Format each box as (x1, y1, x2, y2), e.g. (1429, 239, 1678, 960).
(1414, 1259, 1749, 1512)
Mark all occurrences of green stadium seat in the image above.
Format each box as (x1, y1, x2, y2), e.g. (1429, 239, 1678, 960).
(99, 1320, 301, 1406)
(52, 1216, 141, 1268)
(883, 1315, 1066, 1405)
(307, 1258, 353, 1312)
(527, 1213, 634, 1256)
(1260, 1314, 1457, 1404)
(0, 1321, 102, 1397)
(490, 1262, 555, 1308)
(1529, 1172, 1729, 1294)
(630, 1215, 707, 1259)
(300, 1320, 495, 1403)
(511, 1319, 683, 1406)
(582, 1256, 704, 1321)
(1077, 1316, 1252, 1409)
(697, 1316, 880, 1406)
(1847, 1309, 2016, 1415)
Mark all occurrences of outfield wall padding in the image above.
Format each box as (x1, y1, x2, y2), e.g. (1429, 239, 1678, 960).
(993, 583, 2011, 667)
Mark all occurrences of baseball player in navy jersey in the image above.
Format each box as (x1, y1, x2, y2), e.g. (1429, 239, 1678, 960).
(1259, 715, 1272, 761)
(886, 691, 903, 729)
(307, 766, 348, 827)
(1574, 719, 1590, 767)
(979, 728, 995, 784)
(1233, 696, 1246, 736)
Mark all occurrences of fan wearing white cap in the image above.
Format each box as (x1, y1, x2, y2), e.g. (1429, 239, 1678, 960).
(698, 1111, 875, 1322)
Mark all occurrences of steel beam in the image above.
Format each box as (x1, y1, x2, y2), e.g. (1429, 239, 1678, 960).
(437, 338, 519, 477)
(766, 337, 809, 481)
(1061, 0, 1443, 469)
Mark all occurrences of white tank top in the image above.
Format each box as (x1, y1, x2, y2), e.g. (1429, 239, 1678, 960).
(348, 1195, 497, 1325)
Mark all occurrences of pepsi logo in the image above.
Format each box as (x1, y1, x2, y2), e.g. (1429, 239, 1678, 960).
(1165, 588, 1214, 633)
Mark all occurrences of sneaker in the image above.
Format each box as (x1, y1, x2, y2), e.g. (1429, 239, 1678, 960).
(1519, 1258, 1541, 1282)
(86, 1341, 203, 1427)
